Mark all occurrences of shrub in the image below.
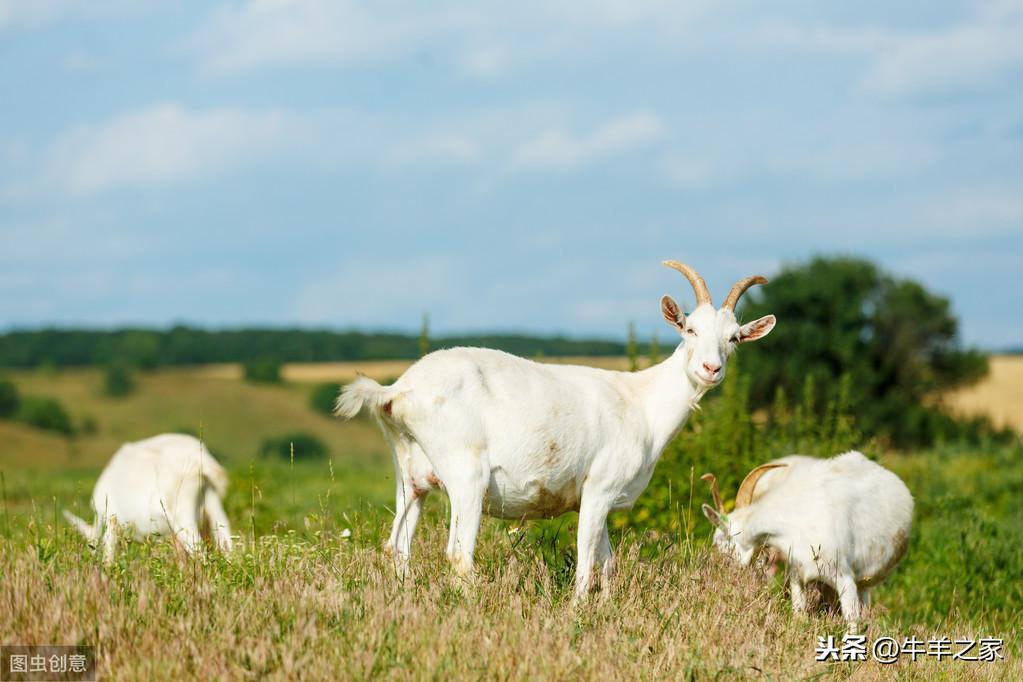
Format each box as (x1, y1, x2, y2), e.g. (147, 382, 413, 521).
(244, 358, 282, 384)
(0, 378, 18, 418)
(79, 414, 99, 435)
(309, 382, 342, 416)
(103, 362, 135, 397)
(259, 433, 328, 461)
(16, 396, 75, 435)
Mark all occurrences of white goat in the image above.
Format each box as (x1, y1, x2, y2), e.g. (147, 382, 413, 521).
(701, 451, 913, 630)
(336, 261, 776, 601)
(64, 433, 233, 562)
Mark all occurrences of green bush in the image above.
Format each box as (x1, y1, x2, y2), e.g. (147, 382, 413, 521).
(103, 362, 135, 397)
(309, 382, 342, 416)
(15, 396, 75, 435)
(259, 433, 329, 461)
(78, 414, 99, 435)
(244, 358, 282, 384)
(0, 378, 18, 417)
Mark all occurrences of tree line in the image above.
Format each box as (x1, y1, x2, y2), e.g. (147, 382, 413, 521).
(0, 327, 628, 368)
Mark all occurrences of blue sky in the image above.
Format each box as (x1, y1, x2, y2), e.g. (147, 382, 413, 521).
(1, 1, 1021, 348)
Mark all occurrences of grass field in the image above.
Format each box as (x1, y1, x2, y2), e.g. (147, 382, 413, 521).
(1, 361, 1020, 679)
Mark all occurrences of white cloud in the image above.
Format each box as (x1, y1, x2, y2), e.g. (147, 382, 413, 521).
(186, 0, 716, 76)
(512, 112, 664, 170)
(383, 134, 480, 168)
(0, 0, 149, 31)
(4, 104, 673, 198)
(187, 0, 455, 74)
(757, 1, 1023, 97)
(768, 136, 939, 181)
(918, 186, 1023, 233)
(755, 23, 893, 55)
(864, 12, 1023, 95)
(661, 118, 940, 190)
(43, 104, 290, 195)
(661, 155, 731, 191)
(0, 0, 83, 30)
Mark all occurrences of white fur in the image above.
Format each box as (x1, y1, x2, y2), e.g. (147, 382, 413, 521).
(64, 433, 233, 562)
(336, 296, 775, 601)
(703, 451, 913, 631)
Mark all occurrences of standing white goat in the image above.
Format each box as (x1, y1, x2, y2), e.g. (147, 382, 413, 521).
(63, 433, 233, 562)
(335, 260, 776, 601)
(701, 451, 913, 631)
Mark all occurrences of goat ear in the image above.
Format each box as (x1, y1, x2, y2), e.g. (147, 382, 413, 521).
(738, 314, 776, 343)
(661, 295, 685, 334)
(702, 503, 726, 529)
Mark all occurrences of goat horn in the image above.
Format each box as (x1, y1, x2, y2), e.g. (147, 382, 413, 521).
(734, 463, 788, 508)
(721, 275, 768, 312)
(662, 260, 712, 307)
(700, 473, 724, 512)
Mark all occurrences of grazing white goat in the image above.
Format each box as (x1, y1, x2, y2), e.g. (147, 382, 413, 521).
(701, 451, 913, 631)
(335, 261, 776, 601)
(63, 433, 233, 562)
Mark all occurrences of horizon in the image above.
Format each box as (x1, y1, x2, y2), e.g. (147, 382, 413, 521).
(1, 321, 1020, 354)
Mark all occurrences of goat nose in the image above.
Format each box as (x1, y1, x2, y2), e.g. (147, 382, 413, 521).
(703, 362, 721, 375)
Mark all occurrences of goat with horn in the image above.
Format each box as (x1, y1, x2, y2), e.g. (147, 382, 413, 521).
(336, 260, 776, 602)
(702, 452, 914, 633)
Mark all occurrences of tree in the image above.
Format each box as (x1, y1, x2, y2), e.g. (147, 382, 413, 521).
(103, 362, 135, 397)
(737, 256, 988, 446)
(260, 433, 328, 461)
(244, 358, 282, 384)
(309, 382, 342, 416)
(648, 331, 661, 366)
(418, 313, 430, 358)
(626, 321, 639, 372)
(16, 396, 75, 435)
(0, 378, 18, 418)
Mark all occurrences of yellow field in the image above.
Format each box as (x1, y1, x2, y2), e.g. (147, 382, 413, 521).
(946, 355, 1023, 432)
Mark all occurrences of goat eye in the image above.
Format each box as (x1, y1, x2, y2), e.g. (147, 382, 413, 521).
(687, 328, 697, 336)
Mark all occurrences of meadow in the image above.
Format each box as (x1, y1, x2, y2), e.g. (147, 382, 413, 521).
(0, 361, 1020, 679)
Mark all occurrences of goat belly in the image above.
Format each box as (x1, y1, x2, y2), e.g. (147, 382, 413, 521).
(484, 470, 581, 520)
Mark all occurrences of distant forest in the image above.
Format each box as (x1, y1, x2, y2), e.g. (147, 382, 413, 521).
(0, 327, 628, 368)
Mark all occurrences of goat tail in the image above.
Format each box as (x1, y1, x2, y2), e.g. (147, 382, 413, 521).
(203, 456, 230, 499)
(334, 375, 392, 420)
(63, 510, 98, 543)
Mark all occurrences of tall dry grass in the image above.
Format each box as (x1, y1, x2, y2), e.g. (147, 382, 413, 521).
(2, 516, 1016, 680)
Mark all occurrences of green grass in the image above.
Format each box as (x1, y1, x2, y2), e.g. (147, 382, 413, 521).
(1, 367, 1020, 678)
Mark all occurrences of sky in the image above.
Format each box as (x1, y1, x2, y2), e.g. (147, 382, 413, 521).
(1, 0, 1022, 348)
